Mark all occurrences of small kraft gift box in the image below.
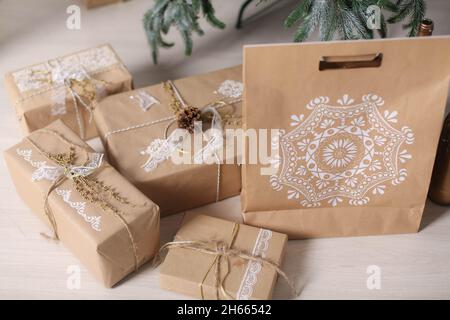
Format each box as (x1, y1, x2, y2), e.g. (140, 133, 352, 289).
(4, 44, 133, 140)
(158, 215, 289, 300)
(242, 36, 450, 239)
(4, 120, 160, 287)
(94, 66, 243, 216)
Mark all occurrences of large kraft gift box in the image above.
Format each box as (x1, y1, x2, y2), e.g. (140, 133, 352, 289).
(4, 120, 160, 287)
(159, 215, 288, 300)
(242, 36, 450, 239)
(4, 44, 133, 140)
(94, 66, 242, 216)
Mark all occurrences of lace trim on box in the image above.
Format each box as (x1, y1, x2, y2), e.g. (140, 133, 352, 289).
(55, 189, 101, 232)
(16, 149, 102, 232)
(236, 229, 273, 300)
(16, 148, 62, 182)
(12, 45, 119, 93)
(16, 149, 103, 181)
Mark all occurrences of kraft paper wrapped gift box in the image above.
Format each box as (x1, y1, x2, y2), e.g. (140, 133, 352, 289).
(159, 215, 288, 300)
(4, 120, 160, 287)
(242, 36, 450, 239)
(4, 44, 133, 140)
(94, 66, 243, 217)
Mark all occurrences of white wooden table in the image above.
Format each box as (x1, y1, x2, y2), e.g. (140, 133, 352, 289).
(1, 0, 450, 299)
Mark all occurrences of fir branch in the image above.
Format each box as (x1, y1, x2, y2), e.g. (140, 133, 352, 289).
(201, 0, 226, 29)
(387, 0, 426, 36)
(293, 0, 321, 42)
(143, 0, 225, 64)
(284, 0, 312, 28)
(285, 0, 417, 42)
(143, 0, 427, 63)
(378, 13, 387, 38)
(318, 0, 337, 41)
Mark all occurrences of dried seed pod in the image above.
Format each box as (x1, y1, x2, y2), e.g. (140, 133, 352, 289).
(177, 106, 201, 133)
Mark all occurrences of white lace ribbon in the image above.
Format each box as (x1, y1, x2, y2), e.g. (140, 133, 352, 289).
(16, 148, 104, 182)
(236, 229, 273, 300)
(12, 46, 116, 139)
(16, 149, 104, 232)
(48, 59, 105, 139)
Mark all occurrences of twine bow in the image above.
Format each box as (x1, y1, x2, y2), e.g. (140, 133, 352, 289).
(25, 129, 140, 271)
(154, 223, 298, 300)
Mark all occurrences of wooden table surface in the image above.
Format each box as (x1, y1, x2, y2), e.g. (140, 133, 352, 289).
(1, 0, 450, 299)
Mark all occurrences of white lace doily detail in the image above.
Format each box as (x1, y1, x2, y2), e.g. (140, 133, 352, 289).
(140, 132, 185, 172)
(269, 94, 414, 207)
(215, 80, 243, 99)
(130, 90, 160, 112)
(55, 189, 101, 232)
(236, 229, 272, 300)
(16, 149, 62, 181)
(12, 45, 118, 93)
(16, 148, 103, 181)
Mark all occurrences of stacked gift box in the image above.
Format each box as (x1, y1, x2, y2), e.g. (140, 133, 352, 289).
(4, 37, 450, 298)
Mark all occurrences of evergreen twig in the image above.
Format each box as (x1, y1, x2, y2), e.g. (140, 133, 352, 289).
(143, 0, 427, 63)
(143, 0, 225, 64)
(284, 0, 400, 42)
(387, 0, 426, 36)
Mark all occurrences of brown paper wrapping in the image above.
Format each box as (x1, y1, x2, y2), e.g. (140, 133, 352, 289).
(84, 0, 123, 9)
(94, 66, 242, 217)
(242, 36, 450, 239)
(160, 215, 287, 300)
(4, 44, 133, 140)
(4, 120, 160, 287)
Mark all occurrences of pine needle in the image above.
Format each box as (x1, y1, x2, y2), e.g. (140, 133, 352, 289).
(144, 0, 428, 63)
(143, 0, 225, 64)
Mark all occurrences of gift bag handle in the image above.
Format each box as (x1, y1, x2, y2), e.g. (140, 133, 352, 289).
(319, 53, 382, 71)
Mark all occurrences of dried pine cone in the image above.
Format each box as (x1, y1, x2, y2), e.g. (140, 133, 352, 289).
(177, 106, 201, 133)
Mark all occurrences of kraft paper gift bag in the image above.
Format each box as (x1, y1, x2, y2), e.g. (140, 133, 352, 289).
(242, 36, 450, 239)
(4, 44, 133, 140)
(94, 66, 242, 217)
(4, 120, 160, 287)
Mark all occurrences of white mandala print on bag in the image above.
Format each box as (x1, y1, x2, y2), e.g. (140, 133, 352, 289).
(269, 94, 415, 207)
